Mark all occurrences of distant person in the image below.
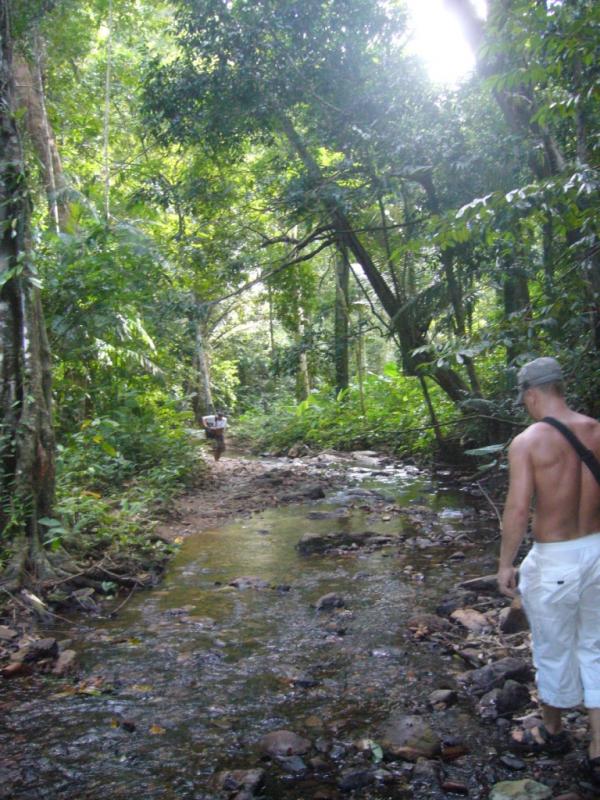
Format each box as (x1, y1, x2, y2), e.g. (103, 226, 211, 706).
(497, 356, 600, 783)
(201, 411, 227, 461)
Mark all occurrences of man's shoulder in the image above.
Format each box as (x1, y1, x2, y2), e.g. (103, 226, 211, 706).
(510, 424, 542, 448)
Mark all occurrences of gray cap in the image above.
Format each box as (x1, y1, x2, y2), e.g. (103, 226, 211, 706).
(516, 356, 563, 403)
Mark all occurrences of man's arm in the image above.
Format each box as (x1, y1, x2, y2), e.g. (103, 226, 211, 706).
(498, 434, 534, 597)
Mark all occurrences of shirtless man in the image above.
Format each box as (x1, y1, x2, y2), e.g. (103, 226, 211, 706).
(498, 356, 600, 780)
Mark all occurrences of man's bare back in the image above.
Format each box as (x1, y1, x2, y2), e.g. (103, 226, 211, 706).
(513, 411, 600, 542)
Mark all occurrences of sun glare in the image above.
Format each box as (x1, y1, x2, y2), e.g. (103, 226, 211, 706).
(406, 0, 487, 86)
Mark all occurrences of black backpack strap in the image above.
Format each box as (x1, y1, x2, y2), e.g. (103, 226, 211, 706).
(542, 416, 600, 486)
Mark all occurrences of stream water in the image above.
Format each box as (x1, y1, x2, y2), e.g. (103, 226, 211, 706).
(1, 456, 504, 800)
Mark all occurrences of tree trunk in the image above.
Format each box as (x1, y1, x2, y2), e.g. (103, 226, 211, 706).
(296, 314, 311, 402)
(334, 249, 349, 397)
(192, 315, 214, 424)
(1, 4, 56, 588)
(501, 254, 531, 364)
(13, 41, 70, 231)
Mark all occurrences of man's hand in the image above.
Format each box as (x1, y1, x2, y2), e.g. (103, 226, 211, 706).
(497, 565, 518, 598)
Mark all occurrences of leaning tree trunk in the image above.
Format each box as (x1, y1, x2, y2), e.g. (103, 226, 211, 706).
(334, 250, 350, 397)
(1, 2, 56, 589)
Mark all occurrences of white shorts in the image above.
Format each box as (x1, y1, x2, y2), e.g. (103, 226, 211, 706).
(519, 532, 600, 709)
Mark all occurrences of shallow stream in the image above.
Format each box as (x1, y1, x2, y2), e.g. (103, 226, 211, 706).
(1, 456, 504, 799)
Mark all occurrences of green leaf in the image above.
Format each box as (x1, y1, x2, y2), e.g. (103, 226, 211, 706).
(464, 444, 506, 457)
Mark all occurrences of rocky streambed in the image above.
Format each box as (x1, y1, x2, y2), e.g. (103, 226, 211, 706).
(0, 451, 595, 799)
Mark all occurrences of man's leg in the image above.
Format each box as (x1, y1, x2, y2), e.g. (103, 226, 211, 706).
(541, 703, 563, 735)
(589, 708, 600, 759)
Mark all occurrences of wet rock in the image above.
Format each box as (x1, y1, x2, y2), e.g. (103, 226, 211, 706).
(412, 757, 441, 781)
(500, 754, 526, 770)
(276, 755, 306, 773)
(315, 593, 346, 611)
(297, 530, 392, 555)
(52, 649, 77, 676)
(297, 532, 335, 554)
(280, 483, 325, 501)
(229, 576, 270, 590)
(11, 637, 59, 663)
(440, 738, 470, 761)
(407, 613, 451, 635)
(478, 680, 531, 719)
(461, 657, 533, 696)
(306, 510, 350, 520)
(379, 713, 442, 761)
(428, 689, 457, 708)
(450, 607, 492, 633)
(120, 719, 137, 733)
(436, 592, 478, 617)
(258, 730, 311, 757)
(441, 780, 469, 795)
(488, 779, 552, 800)
(338, 767, 375, 792)
(292, 675, 319, 689)
(214, 768, 265, 795)
(499, 598, 529, 634)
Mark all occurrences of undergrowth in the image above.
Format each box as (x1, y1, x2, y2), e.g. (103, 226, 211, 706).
(236, 364, 457, 457)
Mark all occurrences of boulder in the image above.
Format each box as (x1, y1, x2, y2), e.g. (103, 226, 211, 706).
(450, 607, 492, 633)
(258, 730, 311, 757)
(379, 713, 441, 761)
(461, 657, 533, 696)
(489, 779, 552, 800)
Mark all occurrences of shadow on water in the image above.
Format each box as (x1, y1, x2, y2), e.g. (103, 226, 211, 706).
(1, 458, 502, 799)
